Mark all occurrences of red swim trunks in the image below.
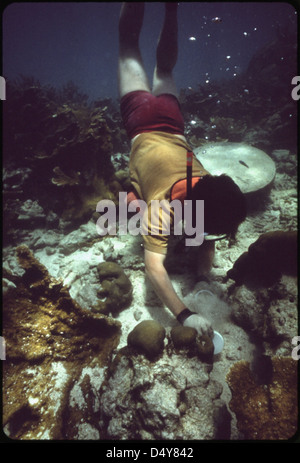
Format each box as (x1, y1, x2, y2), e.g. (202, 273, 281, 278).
(120, 90, 185, 139)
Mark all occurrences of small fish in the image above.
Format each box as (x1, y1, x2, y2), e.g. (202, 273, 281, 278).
(239, 160, 249, 168)
(211, 16, 222, 23)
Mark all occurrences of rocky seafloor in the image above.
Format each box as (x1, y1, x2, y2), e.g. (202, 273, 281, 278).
(2, 33, 298, 441)
(3, 148, 298, 440)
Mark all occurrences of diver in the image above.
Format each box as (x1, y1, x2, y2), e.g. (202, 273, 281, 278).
(118, 2, 246, 336)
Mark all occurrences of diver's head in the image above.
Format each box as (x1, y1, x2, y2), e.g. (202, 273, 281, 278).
(191, 174, 247, 238)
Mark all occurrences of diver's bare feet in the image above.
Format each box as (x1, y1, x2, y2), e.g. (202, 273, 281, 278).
(165, 2, 178, 12)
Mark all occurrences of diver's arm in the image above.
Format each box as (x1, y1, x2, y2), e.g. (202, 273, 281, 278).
(144, 249, 186, 317)
(144, 249, 213, 336)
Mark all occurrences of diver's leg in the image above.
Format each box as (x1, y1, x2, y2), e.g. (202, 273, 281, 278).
(152, 3, 178, 97)
(118, 2, 151, 98)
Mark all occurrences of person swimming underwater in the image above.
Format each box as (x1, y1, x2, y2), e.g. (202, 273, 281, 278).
(117, 2, 246, 336)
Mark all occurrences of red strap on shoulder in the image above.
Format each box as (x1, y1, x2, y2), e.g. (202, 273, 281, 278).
(186, 151, 193, 166)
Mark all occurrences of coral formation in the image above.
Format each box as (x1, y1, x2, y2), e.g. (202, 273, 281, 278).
(2, 245, 121, 439)
(95, 261, 133, 315)
(170, 326, 197, 349)
(170, 326, 214, 361)
(3, 78, 123, 228)
(127, 320, 166, 360)
(226, 357, 298, 440)
(2, 29, 298, 440)
(51, 166, 81, 186)
(227, 230, 297, 288)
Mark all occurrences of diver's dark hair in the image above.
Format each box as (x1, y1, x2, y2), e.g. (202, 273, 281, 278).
(191, 174, 247, 237)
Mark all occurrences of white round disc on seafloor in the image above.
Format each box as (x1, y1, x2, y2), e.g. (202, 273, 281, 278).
(194, 142, 276, 194)
(213, 331, 224, 355)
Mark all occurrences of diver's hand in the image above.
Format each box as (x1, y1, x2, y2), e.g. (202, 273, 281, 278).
(183, 314, 213, 338)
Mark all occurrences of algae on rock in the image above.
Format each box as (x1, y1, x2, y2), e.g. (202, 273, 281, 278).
(2, 245, 121, 440)
(226, 357, 298, 440)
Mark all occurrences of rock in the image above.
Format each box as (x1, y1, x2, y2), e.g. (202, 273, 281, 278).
(229, 279, 297, 352)
(2, 245, 121, 440)
(2, 278, 17, 297)
(227, 230, 297, 288)
(194, 142, 276, 194)
(127, 320, 166, 360)
(271, 149, 290, 162)
(3, 167, 32, 191)
(99, 349, 228, 440)
(17, 200, 46, 228)
(96, 261, 133, 315)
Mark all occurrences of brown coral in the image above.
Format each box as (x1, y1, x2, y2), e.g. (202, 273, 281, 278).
(226, 357, 298, 440)
(95, 261, 133, 315)
(127, 320, 166, 360)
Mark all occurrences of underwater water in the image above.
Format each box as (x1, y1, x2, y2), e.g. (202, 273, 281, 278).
(2, 2, 298, 442)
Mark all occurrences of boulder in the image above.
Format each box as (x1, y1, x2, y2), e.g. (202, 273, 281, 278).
(99, 349, 229, 440)
(194, 142, 276, 194)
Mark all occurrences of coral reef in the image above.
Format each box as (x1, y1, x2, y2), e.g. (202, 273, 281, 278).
(3, 79, 123, 231)
(2, 246, 121, 439)
(2, 31, 298, 440)
(226, 357, 298, 440)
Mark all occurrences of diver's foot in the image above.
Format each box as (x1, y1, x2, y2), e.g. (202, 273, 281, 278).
(165, 3, 178, 12)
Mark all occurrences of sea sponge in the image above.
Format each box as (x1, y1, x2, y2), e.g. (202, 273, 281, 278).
(226, 357, 298, 440)
(127, 320, 166, 360)
(227, 230, 297, 288)
(96, 261, 132, 315)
